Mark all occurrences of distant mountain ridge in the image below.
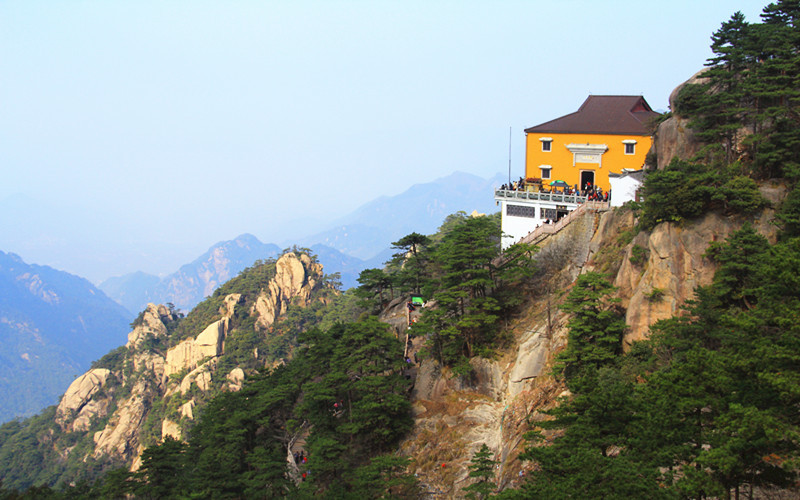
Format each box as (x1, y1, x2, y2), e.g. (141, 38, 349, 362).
(100, 235, 282, 315)
(293, 171, 505, 259)
(101, 171, 503, 314)
(99, 235, 370, 315)
(0, 251, 132, 423)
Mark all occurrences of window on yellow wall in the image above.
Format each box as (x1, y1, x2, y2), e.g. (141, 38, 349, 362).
(540, 167, 551, 179)
(623, 140, 637, 155)
(542, 140, 552, 152)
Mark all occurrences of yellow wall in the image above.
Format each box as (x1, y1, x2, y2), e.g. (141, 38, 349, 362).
(524, 132, 652, 191)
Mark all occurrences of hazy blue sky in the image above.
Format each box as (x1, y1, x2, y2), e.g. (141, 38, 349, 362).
(1, 1, 769, 282)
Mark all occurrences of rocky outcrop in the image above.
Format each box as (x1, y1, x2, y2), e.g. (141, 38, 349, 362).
(180, 400, 195, 420)
(223, 293, 242, 317)
(654, 70, 709, 169)
(226, 367, 245, 392)
(615, 214, 721, 344)
(161, 419, 181, 441)
(509, 331, 550, 390)
(403, 318, 571, 496)
(127, 303, 174, 349)
(252, 253, 323, 329)
(607, 209, 779, 345)
(86, 254, 325, 469)
(56, 368, 113, 431)
(131, 352, 167, 389)
(165, 318, 227, 376)
(81, 307, 177, 464)
(93, 379, 153, 461)
(178, 359, 217, 394)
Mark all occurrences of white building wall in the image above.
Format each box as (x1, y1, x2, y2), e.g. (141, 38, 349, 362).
(609, 175, 642, 207)
(501, 201, 537, 249)
(499, 200, 565, 249)
(496, 190, 586, 249)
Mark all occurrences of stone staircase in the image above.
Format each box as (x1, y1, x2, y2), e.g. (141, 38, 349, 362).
(516, 201, 610, 247)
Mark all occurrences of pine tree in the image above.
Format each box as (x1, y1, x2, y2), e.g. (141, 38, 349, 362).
(390, 232, 432, 294)
(350, 455, 420, 499)
(134, 436, 189, 499)
(427, 215, 501, 361)
(705, 11, 752, 163)
(356, 268, 393, 309)
(704, 224, 770, 309)
(462, 444, 496, 499)
(555, 272, 626, 392)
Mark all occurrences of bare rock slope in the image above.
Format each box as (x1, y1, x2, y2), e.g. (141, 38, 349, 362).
(53, 252, 324, 470)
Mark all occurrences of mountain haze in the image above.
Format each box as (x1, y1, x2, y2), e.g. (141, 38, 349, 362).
(99, 237, 371, 315)
(294, 171, 505, 259)
(100, 172, 504, 314)
(0, 251, 132, 423)
(100, 234, 281, 314)
(5, 4, 800, 496)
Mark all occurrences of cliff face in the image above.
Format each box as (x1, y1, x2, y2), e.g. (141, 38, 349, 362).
(611, 208, 778, 346)
(251, 253, 322, 329)
(653, 70, 709, 170)
(51, 252, 326, 471)
(399, 207, 601, 494)
(401, 199, 782, 496)
(400, 79, 787, 493)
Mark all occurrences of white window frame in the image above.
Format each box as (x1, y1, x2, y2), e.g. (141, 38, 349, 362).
(539, 137, 553, 152)
(540, 165, 552, 179)
(623, 139, 637, 155)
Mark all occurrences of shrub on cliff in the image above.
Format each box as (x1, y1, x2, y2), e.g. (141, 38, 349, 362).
(639, 159, 765, 230)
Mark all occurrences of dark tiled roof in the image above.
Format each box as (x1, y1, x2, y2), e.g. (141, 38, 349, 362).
(524, 96, 660, 136)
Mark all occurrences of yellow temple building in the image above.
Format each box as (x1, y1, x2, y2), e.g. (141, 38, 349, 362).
(495, 95, 659, 249)
(524, 95, 659, 192)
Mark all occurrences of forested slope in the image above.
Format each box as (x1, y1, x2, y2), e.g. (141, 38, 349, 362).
(2, 2, 800, 498)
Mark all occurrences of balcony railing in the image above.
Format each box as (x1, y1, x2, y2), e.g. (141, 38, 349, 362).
(494, 188, 588, 205)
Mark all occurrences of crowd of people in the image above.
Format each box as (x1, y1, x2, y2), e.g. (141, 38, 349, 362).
(583, 183, 610, 202)
(500, 177, 609, 202)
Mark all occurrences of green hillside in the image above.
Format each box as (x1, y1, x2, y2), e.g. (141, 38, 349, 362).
(2, 2, 800, 498)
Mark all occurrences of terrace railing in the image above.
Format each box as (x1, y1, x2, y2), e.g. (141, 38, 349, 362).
(494, 188, 588, 205)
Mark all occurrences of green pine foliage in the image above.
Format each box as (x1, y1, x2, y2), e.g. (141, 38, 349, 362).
(121, 317, 414, 498)
(388, 232, 431, 295)
(638, 159, 765, 230)
(462, 444, 497, 499)
(349, 454, 420, 499)
(674, 2, 800, 180)
(516, 221, 800, 497)
(554, 272, 626, 392)
(357, 211, 535, 375)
